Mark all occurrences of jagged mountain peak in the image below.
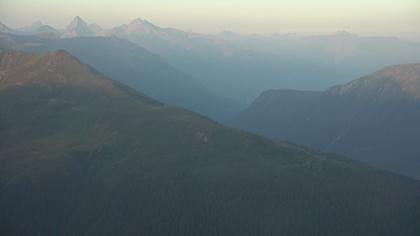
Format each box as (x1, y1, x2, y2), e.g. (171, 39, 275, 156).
(62, 16, 94, 38)
(71, 16, 85, 24)
(67, 16, 88, 29)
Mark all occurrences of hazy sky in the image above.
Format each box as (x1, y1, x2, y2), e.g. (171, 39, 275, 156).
(1, 0, 419, 40)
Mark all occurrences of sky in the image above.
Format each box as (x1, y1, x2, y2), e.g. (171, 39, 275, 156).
(1, 0, 419, 40)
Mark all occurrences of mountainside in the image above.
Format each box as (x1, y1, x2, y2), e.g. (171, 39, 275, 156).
(1, 50, 420, 235)
(328, 63, 420, 101)
(0, 33, 238, 121)
(230, 64, 420, 178)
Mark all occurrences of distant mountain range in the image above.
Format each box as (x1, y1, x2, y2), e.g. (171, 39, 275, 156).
(230, 64, 420, 178)
(1, 21, 60, 37)
(2, 16, 420, 105)
(0, 33, 238, 121)
(1, 50, 420, 235)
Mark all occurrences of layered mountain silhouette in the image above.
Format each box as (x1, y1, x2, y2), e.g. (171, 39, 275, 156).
(1, 50, 420, 235)
(0, 33, 238, 121)
(4, 17, 420, 104)
(230, 64, 420, 178)
(85, 17, 420, 103)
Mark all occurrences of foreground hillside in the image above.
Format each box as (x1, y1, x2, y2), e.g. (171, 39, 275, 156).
(230, 64, 420, 178)
(1, 51, 420, 235)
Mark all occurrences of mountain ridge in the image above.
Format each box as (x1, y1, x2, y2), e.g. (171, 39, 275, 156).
(0, 33, 238, 120)
(0, 49, 163, 106)
(230, 63, 420, 178)
(61, 16, 95, 38)
(328, 63, 420, 101)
